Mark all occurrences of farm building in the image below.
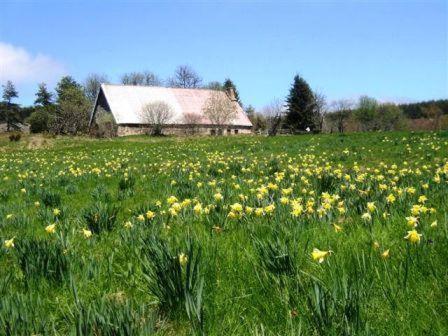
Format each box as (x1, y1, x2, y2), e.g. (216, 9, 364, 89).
(89, 84, 252, 136)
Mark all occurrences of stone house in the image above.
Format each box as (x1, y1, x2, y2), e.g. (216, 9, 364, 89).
(89, 84, 252, 136)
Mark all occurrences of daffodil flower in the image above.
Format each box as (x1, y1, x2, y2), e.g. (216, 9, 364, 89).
(404, 230, 422, 244)
(311, 248, 332, 263)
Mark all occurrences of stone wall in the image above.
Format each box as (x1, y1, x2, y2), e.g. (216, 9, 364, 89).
(117, 125, 252, 137)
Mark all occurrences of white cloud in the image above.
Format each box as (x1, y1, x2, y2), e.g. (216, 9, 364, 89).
(0, 42, 66, 84)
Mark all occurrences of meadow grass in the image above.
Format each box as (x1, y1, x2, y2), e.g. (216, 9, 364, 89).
(0, 131, 447, 335)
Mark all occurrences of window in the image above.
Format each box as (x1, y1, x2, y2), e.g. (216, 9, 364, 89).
(227, 129, 231, 135)
(234, 129, 239, 134)
(210, 129, 216, 136)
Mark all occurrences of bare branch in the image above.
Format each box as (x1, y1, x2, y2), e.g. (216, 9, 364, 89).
(202, 91, 237, 131)
(140, 101, 174, 135)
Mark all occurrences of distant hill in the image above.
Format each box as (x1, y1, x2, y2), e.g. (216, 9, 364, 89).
(399, 99, 448, 119)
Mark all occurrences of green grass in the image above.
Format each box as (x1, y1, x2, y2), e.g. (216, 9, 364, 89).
(0, 131, 447, 335)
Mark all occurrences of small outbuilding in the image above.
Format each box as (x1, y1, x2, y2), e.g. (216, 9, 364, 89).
(89, 84, 252, 136)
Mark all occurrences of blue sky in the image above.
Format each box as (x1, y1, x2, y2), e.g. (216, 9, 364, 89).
(1, 0, 447, 108)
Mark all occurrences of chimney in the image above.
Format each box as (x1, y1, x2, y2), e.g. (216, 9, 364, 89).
(226, 87, 237, 102)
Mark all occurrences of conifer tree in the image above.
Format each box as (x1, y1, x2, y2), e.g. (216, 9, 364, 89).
(285, 75, 316, 131)
(223, 78, 242, 107)
(34, 83, 53, 106)
(1, 81, 21, 131)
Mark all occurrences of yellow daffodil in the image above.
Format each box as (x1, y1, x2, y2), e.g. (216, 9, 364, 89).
(311, 248, 332, 263)
(430, 220, 437, 228)
(193, 203, 203, 215)
(179, 253, 188, 266)
(53, 208, 61, 216)
(146, 211, 155, 220)
(230, 203, 243, 212)
(45, 223, 56, 234)
(406, 216, 418, 228)
(404, 229, 422, 244)
(361, 212, 372, 221)
(418, 195, 428, 203)
(386, 194, 396, 204)
(381, 249, 390, 259)
(333, 224, 343, 233)
(4, 237, 15, 248)
(124, 221, 133, 229)
(167, 196, 178, 205)
(82, 228, 92, 238)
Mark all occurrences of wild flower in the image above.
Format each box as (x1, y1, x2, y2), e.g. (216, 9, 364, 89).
(4, 237, 15, 248)
(82, 228, 92, 239)
(311, 248, 332, 263)
(45, 223, 57, 234)
(404, 230, 422, 244)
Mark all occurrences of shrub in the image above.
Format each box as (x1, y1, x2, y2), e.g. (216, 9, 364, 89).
(27, 109, 52, 133)
(83, 202, 119, 234)
(8, 132, 21, 142)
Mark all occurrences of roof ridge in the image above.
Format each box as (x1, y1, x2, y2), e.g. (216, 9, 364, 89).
(101, 83, 224, 92)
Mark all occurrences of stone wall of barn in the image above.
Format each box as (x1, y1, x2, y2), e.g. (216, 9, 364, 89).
(117, 125, 252, 137)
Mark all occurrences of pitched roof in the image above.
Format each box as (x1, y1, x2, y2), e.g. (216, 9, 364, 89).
(93, 84, 252, 127)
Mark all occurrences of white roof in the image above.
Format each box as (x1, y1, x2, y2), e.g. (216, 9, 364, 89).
(95, 84, 252, 127)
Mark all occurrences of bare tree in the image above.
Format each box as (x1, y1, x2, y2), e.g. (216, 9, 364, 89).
(262, 99, 285, 136)
(313, 91, 327, 132)
(327, 100, 353, 133)
(423, 104, 443, 131)
(84, 73, 109, 104)
(202, 91, 237, 134)
(140, 101, 174, 136)
(183, 112, 203, 135)
(168, 65, 202, 88)
(121, 71, 162, 86)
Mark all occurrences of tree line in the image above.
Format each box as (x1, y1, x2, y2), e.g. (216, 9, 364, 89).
(2, 67, 447, 136)
(246, 75, 448, 135)
(0, 65, 242, 135)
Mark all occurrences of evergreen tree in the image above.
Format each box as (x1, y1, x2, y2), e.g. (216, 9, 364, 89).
(285, 75, 316, 132)
(34, 83, 53, 106)
(1, 81, 21, 131)
(2, 80, 18, 103)
(56, 76, 82, 103)
(223, 78, 242, 107)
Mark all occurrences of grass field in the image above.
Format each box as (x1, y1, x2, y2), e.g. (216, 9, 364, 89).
(0, 132, 447, 335)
